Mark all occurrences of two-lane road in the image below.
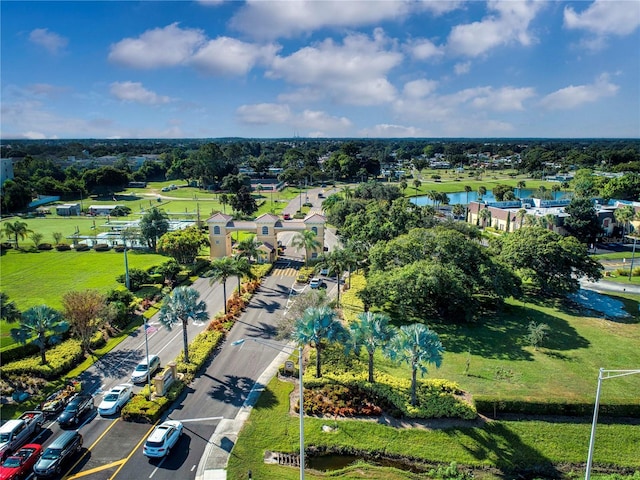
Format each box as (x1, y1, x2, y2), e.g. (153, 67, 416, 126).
(65, 267, 300, 480)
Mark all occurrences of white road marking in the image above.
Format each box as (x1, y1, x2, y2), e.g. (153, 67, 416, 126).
(178, 416, 224, 423)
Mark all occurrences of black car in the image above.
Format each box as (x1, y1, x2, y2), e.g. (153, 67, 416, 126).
(33, 430, 83, 478)
(57, 394, 93, 427)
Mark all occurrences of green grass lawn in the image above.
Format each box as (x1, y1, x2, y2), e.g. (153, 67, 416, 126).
(0, 248, 168, 311)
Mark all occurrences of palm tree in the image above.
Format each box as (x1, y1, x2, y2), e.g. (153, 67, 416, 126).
(516, 208, 527, 229)
(412, 179, 422, 197)
(158, 286, 209, 364)
(291, 230, 321, 266)
(400, 180, 408, 195)
(349, 312, 393, 383)
(30, 232, 43, 248)
(551, 183, 561, 200)
(52, 232, 64, 245)
(614, 205, 636, 236)
(219, 193, 229, 214)
(290, 306, 349, 378)
(342, 186, 354, 201)
(319, 249, 350, 306)
(464, 185, 472, 220)
(516, 180, 526, 198)
(476, 186, 487, 224)
(10, 305, 69, 365)
(233, 255, 255, 295)
(479, 207, 491, 228)
(2, 220, 32, 249)
(207, 257, 237, 314)
(452, 204, 465, 220)
(385, 323, 444, 406)
(0, 293, 21, 323)
(236, 234, 261, 263)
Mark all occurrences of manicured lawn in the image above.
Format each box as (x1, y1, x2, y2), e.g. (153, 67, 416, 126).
(0, 248, 168, 311)
(227, 377, 640, 479)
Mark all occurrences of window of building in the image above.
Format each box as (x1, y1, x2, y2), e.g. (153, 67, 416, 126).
(213, 226, 220, 235)
(262, 226, 269, 235)
(311, 226, 318, 235)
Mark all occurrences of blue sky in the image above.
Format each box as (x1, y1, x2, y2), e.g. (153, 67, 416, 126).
(1, 0, 639, 139)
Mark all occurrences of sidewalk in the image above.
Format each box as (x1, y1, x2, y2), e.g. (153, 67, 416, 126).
(195, 348, 293, 480)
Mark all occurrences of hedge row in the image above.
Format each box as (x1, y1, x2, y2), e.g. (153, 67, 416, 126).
(0, 332, 105, 379)
(474, 397, 640, 418)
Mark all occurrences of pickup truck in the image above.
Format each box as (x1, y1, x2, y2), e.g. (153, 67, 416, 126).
(0, 411, 44, 460)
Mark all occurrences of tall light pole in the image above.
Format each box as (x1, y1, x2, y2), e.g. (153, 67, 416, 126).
(232, 338, 305, 479)
(585, 368, 640, 480)
(628, 234, 638, 280)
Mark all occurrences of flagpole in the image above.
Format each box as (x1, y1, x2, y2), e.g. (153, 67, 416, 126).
(144, 319, 151, 400)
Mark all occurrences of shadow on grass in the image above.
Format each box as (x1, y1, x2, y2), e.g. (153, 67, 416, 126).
(449, 422, 560, 479)
(435, 304, 589, 360)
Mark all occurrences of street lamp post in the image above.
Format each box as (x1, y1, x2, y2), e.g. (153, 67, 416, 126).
(143, 320, 153, 400)
(232, 338, 305, 479)
(585, 368, 640, 480)
(628, 235, 638, 280)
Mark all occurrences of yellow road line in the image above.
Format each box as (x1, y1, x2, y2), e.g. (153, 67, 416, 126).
(109, 420, 159, 480)
(64, 459, 125, 479)
(63, 418, 121, 480)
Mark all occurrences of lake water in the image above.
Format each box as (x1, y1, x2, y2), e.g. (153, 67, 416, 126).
(412, 188, 570, 206)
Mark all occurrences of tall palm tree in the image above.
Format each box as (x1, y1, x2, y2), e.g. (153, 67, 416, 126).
(2, 220, 33, 249)
(551, 184, 561, 200)
(452, 204, 465, 220)
(236, 234, 261, 263)
(349, 312, 393, 383)
(207, 257, 237, 314)
(0, 293, 21, 323)
(516, 208, 527, 229)
(464, 185, 472, 220)
(233, 255, 255, 294)
(476, 186, 487, 224)
(342, 186, 354, 201)
(412, 179, 422, 197)
(385, 323, 444, 406)
(291, 230, 321, 266)
(290, 306, 349, 378)
(319, 249, 350, 306)
(219, 193, 229, 214)
(614, 205, 636, 236)
(10, 305, 69, 365)
(479, 207, 491, 228)
(516, 180, 526, 198)
(158, 286, 209, 364)
(400, 180, 408, 195)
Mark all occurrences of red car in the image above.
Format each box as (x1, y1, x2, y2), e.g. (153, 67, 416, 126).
(0, 443, 42, 480)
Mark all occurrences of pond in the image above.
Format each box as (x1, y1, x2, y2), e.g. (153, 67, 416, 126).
(411, 188, 570, 206)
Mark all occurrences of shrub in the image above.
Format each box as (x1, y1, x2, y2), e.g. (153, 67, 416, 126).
(74, 244, 90, 251)
(93, 243, 111, 251)
(37, 243, 53, 250)
(0, 339, 84, 379)
(55, 243, 71, 251)
(117, 268, 151, 290)
(113, 245, 125, 252)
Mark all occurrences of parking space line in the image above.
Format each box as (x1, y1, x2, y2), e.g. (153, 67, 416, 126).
(65, 459, 125, 479)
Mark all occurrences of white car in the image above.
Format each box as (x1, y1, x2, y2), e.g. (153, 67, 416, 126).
(131, 355, 161, 384)
(143, 420, 183, 458)
(98, 384, 133, 416)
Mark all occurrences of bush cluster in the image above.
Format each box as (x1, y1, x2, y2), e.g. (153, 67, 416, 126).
(0, 340, 84, 379)
(304, 372, 477, 420)
(474, 397, 640, 418)
(55, 243, 71, 251)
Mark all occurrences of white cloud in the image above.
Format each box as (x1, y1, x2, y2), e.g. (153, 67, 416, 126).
(454, 61, 471, 75)
(108, 23, 205, 69)
(29, 28, 68, 54)
(230, 0, 412, 39)
(470, 86, 535, 111)
(109, 81, 172, 105)
(359, 123, 433, 138)
(190, 37, 279, 75)
(446, 0, 544, 57)
(406, 38, 443, 60)
(296, 110, 352, 131)
(564, 0, 640, 36)
(267, 30, 401, 106)
(403, 79, 438, 99)
(539, 73, 619, 110)
(236, 103, 291, 125)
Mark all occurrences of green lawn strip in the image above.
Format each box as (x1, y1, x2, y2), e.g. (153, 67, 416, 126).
(0, 248, 168, 310)
(227, 376, 640, 479)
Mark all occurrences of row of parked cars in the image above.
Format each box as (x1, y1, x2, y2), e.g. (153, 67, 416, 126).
(0, 354, 173, 479)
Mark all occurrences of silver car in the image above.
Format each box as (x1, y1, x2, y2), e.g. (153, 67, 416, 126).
(131, 355, 161, 384)
(143, 420, 183, 458)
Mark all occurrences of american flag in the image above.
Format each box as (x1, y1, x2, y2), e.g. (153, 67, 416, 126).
(144, 323, 158, 334)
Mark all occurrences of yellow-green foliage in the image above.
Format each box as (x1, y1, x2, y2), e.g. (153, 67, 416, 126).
(122, 379, 186, 423)
(341, 273, 366, 323)
(251, 263, 273, 279)
(296, 266, 315, 283)
(0, 340, 84, 379)
(307, 371, 477, 420)
(175, 329, 223, 379)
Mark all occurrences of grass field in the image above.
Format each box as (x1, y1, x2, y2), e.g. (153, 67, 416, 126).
(0, 248, 168, 311)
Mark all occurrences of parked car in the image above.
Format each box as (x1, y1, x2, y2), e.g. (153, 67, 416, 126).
(319, 267, 329, 276)
(97, 384, 133, 416)
(143, 420, 183, 458)
(0, 411, 44, 461)
(57, 394, 94, 428)
(309, 278, 326, 289)
(283, 213, 291, 220)
(131, 355, 161, 384)
(33, 431, 82, 478)
(0, 443, 42, 480)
